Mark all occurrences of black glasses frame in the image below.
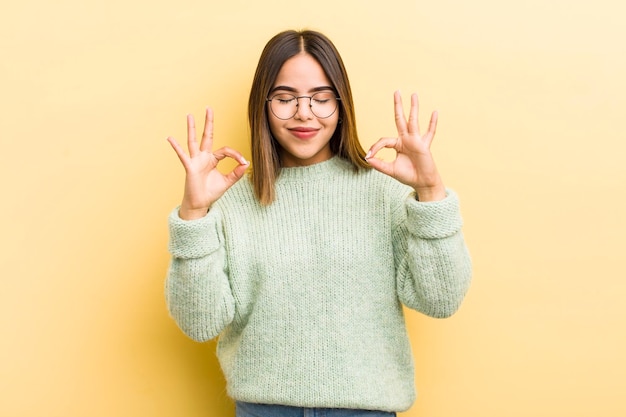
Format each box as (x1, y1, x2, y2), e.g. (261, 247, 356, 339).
(266, 92, 341, 120)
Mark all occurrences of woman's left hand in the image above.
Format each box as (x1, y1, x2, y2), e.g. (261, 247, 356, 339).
(366, 91, 446, 202)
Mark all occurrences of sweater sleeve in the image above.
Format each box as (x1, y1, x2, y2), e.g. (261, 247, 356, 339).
(165, 207, 235, 342)
(393, 189, 472, 318)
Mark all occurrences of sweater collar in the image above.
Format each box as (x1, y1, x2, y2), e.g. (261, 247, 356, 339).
(276, 156, 350, 183)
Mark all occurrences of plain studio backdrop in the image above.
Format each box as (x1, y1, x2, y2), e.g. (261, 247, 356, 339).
(1, 1, 624, 416)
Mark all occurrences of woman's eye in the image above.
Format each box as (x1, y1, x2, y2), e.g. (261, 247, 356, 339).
(276, 96, 295, 104)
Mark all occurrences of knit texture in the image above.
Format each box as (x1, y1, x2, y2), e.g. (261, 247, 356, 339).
(166, 156, 472, 412)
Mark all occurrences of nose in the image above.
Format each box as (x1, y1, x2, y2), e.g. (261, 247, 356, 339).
(294, 97, 314, 120)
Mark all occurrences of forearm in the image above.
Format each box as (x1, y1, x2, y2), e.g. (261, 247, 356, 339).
(395, 189, 472, 317)
(400, 231, 472, 317)
(166, 253, 235, 341)
(166, 207, 235, 341)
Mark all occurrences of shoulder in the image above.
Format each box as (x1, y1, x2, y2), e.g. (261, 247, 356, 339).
(334, 157, 409, 193)
(214, 176, 257, 209)
(328, 162, 415, 219)
(359, 165, 414, 201)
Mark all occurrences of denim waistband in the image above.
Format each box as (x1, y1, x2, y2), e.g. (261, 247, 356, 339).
(235, 401, 397, 417)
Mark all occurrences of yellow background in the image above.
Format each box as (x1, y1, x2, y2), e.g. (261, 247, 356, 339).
(1, 0, 624, 416)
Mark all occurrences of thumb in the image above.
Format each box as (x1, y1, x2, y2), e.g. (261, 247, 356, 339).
(366, 157, 394, 178)
(224, 161, 250, 185)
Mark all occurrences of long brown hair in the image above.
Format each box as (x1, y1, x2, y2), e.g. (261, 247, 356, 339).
(248, 29, 369, 205)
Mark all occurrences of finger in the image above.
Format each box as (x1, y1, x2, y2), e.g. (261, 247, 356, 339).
(407, 93, 420, 135)
(394, 91, 408, 136)
(426, 110, 438, 142)
(212, 146, 249, 166)
(365, 137, 399, 160)
(166, 136, 190, 168)
(200, 107, 214, 153)
(366, 155, 395, 178)
(187, 114, 198, 157)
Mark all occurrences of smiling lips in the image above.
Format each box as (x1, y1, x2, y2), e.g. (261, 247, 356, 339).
(288, 127, 319, 140)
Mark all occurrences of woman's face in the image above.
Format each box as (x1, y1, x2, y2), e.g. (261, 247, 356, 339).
(267, 53, 339, 167)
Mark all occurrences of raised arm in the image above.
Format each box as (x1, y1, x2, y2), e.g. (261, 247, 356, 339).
(367, 92, 471, 316)
(165, 108, 246, 341)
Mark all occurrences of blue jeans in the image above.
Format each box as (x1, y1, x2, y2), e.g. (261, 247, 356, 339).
(235, 402, 397, 417)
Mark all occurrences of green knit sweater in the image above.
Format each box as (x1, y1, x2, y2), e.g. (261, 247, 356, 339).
(166, 156, 472, 412)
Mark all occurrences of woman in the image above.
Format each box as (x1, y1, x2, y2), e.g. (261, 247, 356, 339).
(166, 29, 471, 417)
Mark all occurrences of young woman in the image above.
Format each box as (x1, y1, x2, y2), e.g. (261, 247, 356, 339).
(165, 30, 472, 417)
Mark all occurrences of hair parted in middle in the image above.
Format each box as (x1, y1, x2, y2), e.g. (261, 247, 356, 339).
(248, 29, 369, 205)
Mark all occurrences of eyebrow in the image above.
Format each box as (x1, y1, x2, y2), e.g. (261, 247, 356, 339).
(270, 85, 335, 94)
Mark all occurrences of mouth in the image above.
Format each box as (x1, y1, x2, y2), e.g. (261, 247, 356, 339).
(288, 127, 319, 140)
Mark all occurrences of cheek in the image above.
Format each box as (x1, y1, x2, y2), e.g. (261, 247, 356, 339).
(325, 116, 339, 133)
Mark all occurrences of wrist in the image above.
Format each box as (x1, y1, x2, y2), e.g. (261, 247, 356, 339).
(178, 205, 210, 220)
(414, 183, 446, 202)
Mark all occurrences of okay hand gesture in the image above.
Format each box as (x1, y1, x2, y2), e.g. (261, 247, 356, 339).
(167, 108, 249, 220)
(365, 91, 446, 201)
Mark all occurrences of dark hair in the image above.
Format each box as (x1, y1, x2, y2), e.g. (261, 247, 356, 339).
(248, 29, 368, 205)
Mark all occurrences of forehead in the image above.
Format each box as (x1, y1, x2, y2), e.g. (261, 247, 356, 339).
(273, 53, 332, 92)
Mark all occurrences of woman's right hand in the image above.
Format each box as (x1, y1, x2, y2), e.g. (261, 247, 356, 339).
(167, 107, 249, 220)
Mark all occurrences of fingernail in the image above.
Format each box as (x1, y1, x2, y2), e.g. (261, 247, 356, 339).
(365, 151, 371, 159)
(241, 158, 249, 165)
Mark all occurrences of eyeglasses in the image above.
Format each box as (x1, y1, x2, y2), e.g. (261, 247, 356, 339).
(266, 91, 340, 120)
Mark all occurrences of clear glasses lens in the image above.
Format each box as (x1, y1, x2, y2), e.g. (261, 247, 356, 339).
(269, 92, 339, 119)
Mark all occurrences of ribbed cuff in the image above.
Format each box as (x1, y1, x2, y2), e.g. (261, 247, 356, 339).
(168, 207, 221, 259)
(405, 189, 464, 239)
